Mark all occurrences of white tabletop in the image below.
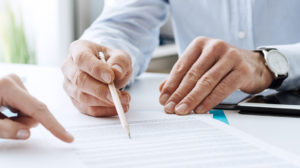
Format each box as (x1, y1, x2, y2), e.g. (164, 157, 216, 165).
(1, 63, 300, 157)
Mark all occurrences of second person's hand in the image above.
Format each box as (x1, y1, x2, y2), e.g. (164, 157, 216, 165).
(61, 40, 132, 117)
(0, 74, 74, 142)
(159, 37, 274, 115)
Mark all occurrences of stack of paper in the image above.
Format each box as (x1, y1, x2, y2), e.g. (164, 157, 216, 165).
(68, 115, 300, 168)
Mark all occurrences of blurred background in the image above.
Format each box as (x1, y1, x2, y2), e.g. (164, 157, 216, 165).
(0, 0, 178, 73)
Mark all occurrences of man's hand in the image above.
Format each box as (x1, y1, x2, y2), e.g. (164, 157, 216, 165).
(0, 74, 74, 142)
(159, 37, 274, 115)
(61, 40, 132, 117)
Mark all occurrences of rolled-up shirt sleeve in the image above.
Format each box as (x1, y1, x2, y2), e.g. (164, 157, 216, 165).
(81, 0, 169, 84)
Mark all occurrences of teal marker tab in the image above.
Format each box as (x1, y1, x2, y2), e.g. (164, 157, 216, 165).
(209, 110, 229, 125)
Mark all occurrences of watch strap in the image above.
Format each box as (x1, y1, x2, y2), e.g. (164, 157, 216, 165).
(269, 74, 288, 89)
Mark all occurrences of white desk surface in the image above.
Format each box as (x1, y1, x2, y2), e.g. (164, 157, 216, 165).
(1, 63, 300, 157)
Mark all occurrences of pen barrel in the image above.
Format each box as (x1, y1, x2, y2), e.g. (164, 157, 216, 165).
(99, 52, 130, 137)
(108, 83, 129, 128)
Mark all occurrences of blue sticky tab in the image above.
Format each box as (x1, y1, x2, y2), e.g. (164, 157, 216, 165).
(209, 110, 229, 125)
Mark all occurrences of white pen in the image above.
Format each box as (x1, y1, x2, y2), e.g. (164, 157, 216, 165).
(98, 52, 131, 138)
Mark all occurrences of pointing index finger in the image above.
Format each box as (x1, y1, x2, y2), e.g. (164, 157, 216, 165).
(6, 86, 74, 143)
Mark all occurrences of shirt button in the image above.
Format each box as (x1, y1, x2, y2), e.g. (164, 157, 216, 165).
(238, 31, 246, 39)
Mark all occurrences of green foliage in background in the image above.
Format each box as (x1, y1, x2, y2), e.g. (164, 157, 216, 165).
(0, 2, 36, 64)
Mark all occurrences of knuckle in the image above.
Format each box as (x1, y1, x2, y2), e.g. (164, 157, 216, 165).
(119, 50, 131, 61)
(186, 70, 199, 82)
(198, 76, 214, 90)
(78, 92, 87, 103)
(7, 74, 19, 81)
(173, 62, 186, 75)
(170, 91, 185, 102)
(95, 85, 107, 98)
(110, 49, 131, 65)
(217, 82, 230, 94)
(74, 71, 87, 88)
(88, 63, 101, 76)
(193, 36, 208, 45)
(183, 95, 196, 106)
(226, 48, 240, 60)
(163, 83, 177, 95)
(31, 102, 48, 118)
(213, 39, 226, 48)
(210, 39, 227, 52)
(87, 107, 100, 117)
(69, 41, 77, 49)
(0, 76, 15, 92)
(74, 51, 89, 65)
(227, 48, 238, 56)
(69, 40, 81, 51)
(239, 63, 251, 76)
(0, 76, 12, 86)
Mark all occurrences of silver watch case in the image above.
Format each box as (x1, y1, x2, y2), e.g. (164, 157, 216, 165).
(260, 48, 289, 78)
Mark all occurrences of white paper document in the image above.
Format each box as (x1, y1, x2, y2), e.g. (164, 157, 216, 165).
(68, 116, 300, 168)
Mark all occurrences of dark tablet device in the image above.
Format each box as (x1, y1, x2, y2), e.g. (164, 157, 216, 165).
(238, 90, 300, 115)
(215, 90, 250, 110)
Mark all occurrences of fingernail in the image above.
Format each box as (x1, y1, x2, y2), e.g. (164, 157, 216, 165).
(101, 72, 111, 83)
(112, 64, 123, 73)
(160, 93, 170, 105)
(175, 104, 188, 115)
(16, 129, 29, 139)
(65, 131, 74, 143)
(165, 101, 176, 114)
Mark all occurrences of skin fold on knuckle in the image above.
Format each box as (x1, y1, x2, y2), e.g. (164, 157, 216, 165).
(73, 51, 90, 66)
(198, 75, 215, 90)
(182, 95, 197, 109)
(93, 84, 104, 99)
(162, 80, 179, 96)
(186, 69, 200, 84)
(31, 102, 48, 119)
(168, 91, 186, 104)
(78, 92, 90, 104)
(74, 71, 88, 89)
(172, 62, 186, 76)
(88, 62, 103, 78)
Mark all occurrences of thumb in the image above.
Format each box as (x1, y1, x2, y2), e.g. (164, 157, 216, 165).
(0, 119, 30, 140)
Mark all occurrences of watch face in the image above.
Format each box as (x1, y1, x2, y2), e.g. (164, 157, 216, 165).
(266, 50, 289, 75)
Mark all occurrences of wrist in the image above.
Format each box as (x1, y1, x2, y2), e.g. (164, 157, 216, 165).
(254, 51, 275, 90)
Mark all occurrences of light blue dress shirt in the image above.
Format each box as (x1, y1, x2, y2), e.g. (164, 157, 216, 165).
(81, 0, 300, 91)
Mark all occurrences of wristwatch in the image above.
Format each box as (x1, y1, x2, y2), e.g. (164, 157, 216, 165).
(255, 47, 289, 89)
